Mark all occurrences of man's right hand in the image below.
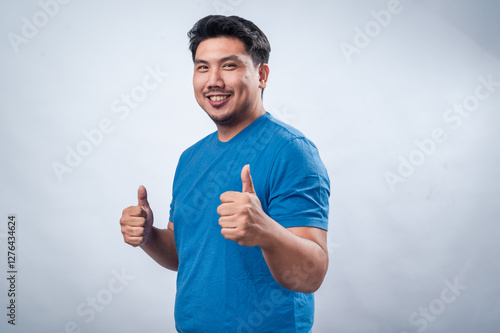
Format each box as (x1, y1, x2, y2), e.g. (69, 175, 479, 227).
(120, 185, 154, 247)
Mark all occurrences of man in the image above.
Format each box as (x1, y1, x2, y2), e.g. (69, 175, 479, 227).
(120, 15, 330, 332)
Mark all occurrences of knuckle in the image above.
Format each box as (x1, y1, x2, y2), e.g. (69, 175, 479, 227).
(128, 239, 139, 247)
(124, 235, 142, 247)
(128, 206, 141, 216)
(240, 221, 248, 231)
(123, 206, 135, 214)
(242, 205, 249, 214)
(236, 229, 244, 239)
(220, 192, 230, 202)
(121, 208, 129, 217)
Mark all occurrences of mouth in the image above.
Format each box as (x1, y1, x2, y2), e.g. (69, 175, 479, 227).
(206, 94, 231, 107)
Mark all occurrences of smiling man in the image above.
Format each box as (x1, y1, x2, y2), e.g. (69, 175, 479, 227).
(120, 15, 330, 332)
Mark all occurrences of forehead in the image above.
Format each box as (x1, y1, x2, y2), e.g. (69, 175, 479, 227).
(195, 36, 250, 62)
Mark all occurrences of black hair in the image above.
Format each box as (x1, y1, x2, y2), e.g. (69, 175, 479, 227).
(187, 15, 271, 67)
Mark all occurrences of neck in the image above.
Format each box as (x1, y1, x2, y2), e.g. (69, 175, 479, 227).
(217, 106, 265, 142)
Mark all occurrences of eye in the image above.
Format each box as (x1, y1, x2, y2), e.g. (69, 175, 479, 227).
(197, 65, 209, 72)
(223, 63, 236, 69)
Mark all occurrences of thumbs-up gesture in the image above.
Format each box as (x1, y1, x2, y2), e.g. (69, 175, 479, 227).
(217, 165, 271, 247)
(120, 185, 154, 247)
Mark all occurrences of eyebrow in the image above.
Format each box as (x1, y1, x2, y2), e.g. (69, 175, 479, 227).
(194, 55, 241, 65)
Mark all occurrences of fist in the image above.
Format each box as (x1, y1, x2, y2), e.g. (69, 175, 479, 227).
(120, 185, 154, 247)
(217, 165, 270, 247)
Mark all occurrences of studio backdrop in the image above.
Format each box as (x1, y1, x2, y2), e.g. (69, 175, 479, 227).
(1, 0, 499, 332)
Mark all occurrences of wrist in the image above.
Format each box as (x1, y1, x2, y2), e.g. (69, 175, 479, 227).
(258, 215, 283, 252)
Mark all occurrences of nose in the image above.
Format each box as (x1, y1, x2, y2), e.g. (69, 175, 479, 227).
(207, 68, 224, 90)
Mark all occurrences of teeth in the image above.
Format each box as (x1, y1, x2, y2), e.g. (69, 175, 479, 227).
(209, 95, 228, 102)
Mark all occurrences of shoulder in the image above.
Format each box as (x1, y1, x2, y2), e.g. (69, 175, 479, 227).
(261, 113, 328, 188)
(264, 112, 307, 143)
(254, 113, 320, 161)
(262, 113, 320, 160)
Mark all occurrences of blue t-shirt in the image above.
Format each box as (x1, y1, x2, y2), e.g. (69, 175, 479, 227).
(169, 112, 330, 332)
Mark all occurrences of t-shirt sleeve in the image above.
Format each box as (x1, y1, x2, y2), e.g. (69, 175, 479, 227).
(168, 197, 175, 223)
(267, 137, 330, 230)
(168, 150, 189, 224)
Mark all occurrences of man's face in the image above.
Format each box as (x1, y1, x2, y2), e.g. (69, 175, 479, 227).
(193, 36, 266, 126)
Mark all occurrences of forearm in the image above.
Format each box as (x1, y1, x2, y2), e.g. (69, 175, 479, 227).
(260, 218, 328, 293)
(140, 226, 178, 271)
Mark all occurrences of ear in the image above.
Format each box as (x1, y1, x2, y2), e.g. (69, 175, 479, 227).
(258, 63, 270, 89)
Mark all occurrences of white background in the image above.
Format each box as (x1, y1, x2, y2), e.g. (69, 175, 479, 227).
(1, 0, 499, 332)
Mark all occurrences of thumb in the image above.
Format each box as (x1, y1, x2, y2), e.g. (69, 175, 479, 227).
(241, 164, 255, 193)
(137, 185, 150, 209)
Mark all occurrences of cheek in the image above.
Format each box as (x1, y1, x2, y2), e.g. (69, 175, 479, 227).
(231, 75, 252, 95)
(192, 76, 200, 89)
(240, 72, 260, 92)
(193, 77, 205, 96)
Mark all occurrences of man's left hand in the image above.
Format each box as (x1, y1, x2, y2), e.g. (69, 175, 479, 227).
(217, 164, 272, 247)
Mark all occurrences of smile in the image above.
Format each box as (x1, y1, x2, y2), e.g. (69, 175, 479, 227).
(207, 94, 231, 107)
(209, 95, 230, 101)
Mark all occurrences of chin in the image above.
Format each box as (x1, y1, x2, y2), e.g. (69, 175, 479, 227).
(206, 108, 237, 126)
(210, 114, 236, 126)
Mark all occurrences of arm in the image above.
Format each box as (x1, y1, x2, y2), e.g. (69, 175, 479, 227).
(140, 222, 178, 271)
(218, 165, 328, 293)
(261, 224, 328, 293)
(120, 186, 178, 271)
